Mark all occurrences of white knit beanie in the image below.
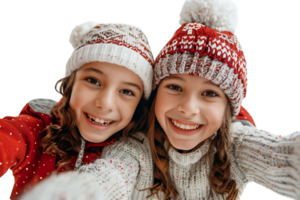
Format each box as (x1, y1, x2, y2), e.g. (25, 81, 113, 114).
(66, 22, 154, 99)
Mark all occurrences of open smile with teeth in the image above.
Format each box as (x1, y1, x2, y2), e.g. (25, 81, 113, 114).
(86, 113, 114, 126)
(171, 118, 201, 130)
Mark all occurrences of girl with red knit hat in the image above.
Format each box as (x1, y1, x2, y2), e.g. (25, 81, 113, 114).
(17, 0, 300, 200)
(145, 0, 300, 199)
(0, 23, 155, 200)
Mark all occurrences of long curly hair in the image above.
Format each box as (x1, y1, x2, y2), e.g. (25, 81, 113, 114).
(147, 89, 238, 200)
(39, 70, 148, 168)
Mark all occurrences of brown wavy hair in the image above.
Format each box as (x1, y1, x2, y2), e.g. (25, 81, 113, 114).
(147, 89, 238, 200)
(39, 70, 148, 168)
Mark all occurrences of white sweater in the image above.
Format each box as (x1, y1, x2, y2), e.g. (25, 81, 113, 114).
(21, 121, 300, 200)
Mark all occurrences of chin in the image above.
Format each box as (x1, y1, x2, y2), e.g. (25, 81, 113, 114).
(173, 145, 198, 151)
(169, 138, 199, 151)
(173, 146, 192, 151)
(81, 133, 110, 143)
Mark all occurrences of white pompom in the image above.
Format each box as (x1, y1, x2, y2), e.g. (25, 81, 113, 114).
(179, 0, 238, 33)
(69, 21, 98, 48)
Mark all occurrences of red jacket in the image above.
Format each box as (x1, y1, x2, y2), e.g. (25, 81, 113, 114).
(0, 99, 117, 200)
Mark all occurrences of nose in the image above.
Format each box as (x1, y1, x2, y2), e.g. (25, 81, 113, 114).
(177, 93, 200, 117)
(95, 88, 116, 112)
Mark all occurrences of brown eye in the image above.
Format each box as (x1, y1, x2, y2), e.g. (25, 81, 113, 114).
(86, 78, 100, 86)
(120, 89, 134, 96)
(203, 91, 218, 97)
(167, 85, 182, 91)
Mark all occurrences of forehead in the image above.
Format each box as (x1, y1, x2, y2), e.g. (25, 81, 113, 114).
(80, 62, 123, 71)
(77, 62, 144, 91)
(80, 62, 138, 78)
(165, 74, 216, 86)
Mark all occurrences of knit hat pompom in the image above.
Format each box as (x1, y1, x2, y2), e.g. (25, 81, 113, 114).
(69, 21, 98, 48)
(179, 0, 238, 33)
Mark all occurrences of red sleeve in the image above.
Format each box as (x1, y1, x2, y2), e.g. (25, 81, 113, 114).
(0, 103, 52, 177)
(235, 105, 258, 126)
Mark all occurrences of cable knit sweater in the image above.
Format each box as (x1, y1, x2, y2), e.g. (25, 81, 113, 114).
(21, 121, 300, 200)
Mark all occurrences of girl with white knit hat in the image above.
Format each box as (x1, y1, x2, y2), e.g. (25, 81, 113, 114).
(18, 0, 300, 200)
(0, 22, 155, 200)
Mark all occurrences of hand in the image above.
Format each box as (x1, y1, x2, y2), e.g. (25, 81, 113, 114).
(21, 171, 105, 200)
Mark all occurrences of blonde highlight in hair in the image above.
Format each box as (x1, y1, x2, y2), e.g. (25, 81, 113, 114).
(147, 89, 238, 200)
(40, 70, 148, 168)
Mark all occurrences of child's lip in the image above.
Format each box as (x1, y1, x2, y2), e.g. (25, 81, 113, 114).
(169, 117, 202, 126)
(168, 118, 203, 136)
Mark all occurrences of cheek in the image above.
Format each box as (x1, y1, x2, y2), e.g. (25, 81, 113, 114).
(69, 96, 79, 112)
(119, 99, 140, 122)
(207, 106, 223, 120)
(69, 83, 91, 112)
(154, 91, 169, 124)
(204, 103, 226, 129)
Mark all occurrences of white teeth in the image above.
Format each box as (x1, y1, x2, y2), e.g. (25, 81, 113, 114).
(95, 118, 105, 124)
(86, 113, 113, 125)
(171, 119, 200, 130)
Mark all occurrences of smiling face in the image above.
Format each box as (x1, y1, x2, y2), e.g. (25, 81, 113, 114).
(154, 74, 228, 150)
(69, 62, 144, 143)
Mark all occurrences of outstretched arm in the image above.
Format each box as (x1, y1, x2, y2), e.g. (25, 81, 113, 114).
(21, 153, 138, 200)
(21, 171, 105, 200)
(20, 132, 154, 200)
(0, 100, 53, 177)
(232, 122, 300, 199)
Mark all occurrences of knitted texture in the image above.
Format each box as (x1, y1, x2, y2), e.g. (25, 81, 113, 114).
(20, 132, 155, 200)
(79, 157, 136, 199)
(21, 171, 105, 200)
(233, 122, 300, 199)
(179, 0, 238, 33)
(74, 137, 86, 171)
(165, 122, 300, 200)
(66, 23, 154, 99)
(100, 132, 154, 199)
(154, 0, 245, 116)
(28, 99, 57, 115)
(154, 22, 246, 116)
(19, 124, 300, 200)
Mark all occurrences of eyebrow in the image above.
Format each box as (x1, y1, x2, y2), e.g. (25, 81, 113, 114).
(82, 68, 141, 91)
(164, 76, 186, 82)
(82, 68, 105, 76)
(165, 76, 217, 87)
(203, 80, 218, 87)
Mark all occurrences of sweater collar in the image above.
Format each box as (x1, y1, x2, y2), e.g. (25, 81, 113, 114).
(75, 126, 118, 150)
(167, 123, 249, 167)
(168, 139, 211, 167)
(85, 138, 118, 149)
(73, 128, 118, 171)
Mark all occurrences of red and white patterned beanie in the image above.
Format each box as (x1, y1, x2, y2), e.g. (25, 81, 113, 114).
(66, 23, 154, 99)
(154, 0, 247, 116)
